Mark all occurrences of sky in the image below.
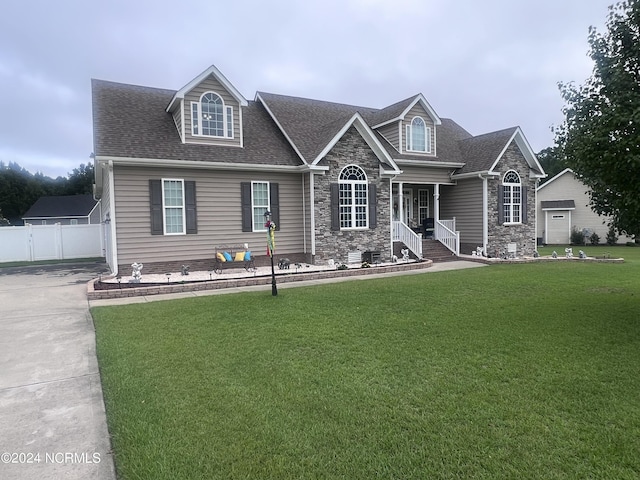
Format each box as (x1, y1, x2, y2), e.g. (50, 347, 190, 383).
(0, 0, 615, 178)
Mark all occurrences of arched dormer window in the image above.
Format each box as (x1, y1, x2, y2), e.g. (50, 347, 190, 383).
(502, 170, 522, 224)
(191, 92, 233, 138)
(406, 116, 431, 153)
(339, 165, 368, 229)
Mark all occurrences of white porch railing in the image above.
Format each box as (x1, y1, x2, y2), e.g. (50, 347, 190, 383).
(392, 221, 422, 259)
(435, 219, 460, 256)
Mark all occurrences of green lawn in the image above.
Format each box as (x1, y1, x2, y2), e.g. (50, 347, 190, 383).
(92, 246, 640, 479)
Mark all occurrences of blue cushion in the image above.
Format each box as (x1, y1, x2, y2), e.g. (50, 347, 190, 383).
(223, 251, 232, 262)
(244, 251, 252, 261)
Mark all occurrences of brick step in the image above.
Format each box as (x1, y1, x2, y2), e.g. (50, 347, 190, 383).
(422, 239, 458, 262)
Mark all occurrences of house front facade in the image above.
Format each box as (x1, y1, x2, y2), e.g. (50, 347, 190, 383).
(92, 65, 545, 275)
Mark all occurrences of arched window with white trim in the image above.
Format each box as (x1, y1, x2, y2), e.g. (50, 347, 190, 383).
(502, 170, 522, 224)
(191, 91, 233, 138)
(339, 165, 368, 229)
(406, 116, 431, 153)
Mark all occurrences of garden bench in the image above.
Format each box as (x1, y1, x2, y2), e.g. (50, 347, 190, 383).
(213, 245, 256, 274)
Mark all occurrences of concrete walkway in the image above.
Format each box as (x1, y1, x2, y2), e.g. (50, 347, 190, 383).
(0, 262, 116, 480)
(89, 260, 486, 307)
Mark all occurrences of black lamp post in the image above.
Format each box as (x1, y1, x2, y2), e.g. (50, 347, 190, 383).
(264, 210, 277, 296)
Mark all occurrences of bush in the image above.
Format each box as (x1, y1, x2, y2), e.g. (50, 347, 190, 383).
(570, 226, 584, 245)
(590, 232, 601, 246)
(606, 225, 618, 245)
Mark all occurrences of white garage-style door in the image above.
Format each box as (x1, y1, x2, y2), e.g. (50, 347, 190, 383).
(545, 212, 570, 244)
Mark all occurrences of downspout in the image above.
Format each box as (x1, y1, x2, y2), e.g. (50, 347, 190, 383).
(302, 174, 306, 254)
(108, 160, 118, 276)
(310, 172, 316, 257)
(480, 173, 488, 255)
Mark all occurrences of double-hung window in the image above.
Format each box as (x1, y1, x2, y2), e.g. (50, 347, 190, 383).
(406, 116, 431, 153)
(339, 165, 368, 229)
(252, 181, 270, 231)
(191, 92, 233, 138)
(163, 179, 185, 234)
(502, 170, 521, 224)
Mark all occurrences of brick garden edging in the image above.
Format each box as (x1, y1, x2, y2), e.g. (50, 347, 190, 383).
(87, 260, 434, 300)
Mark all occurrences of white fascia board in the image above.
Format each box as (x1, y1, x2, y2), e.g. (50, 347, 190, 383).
(95, 156, 326, 174)
(311, 113, 401, 173)
(372, 94, 442, 129)
(166, 65, 248, 112)
(395, 159, 465, 169)
(488, 127, 545, 176)
(536, 168, 575, 191)
(542, 207, 576, 211)
(255, 93, 307, 165)
(451, 170, 499, 180)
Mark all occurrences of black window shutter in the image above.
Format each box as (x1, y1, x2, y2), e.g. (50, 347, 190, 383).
(521, 187, 528, 224)
(241, 182, 252, 232)
(368, 183, 377, 229)
(185, 181, 197, 234)
(330, 183, 340, 231)
(270, 183, 280, 231)
(497, 184, 504, 225)
(149, 179, 163, 235)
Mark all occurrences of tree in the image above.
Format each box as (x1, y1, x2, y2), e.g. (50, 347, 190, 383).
(537, 146, 566, 182)
(555, 0, 640, 237)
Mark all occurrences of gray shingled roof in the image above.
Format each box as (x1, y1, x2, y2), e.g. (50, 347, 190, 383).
(92, 80, 302, 166)
(93, 78, 524, 174)
(258, 92, 474, 165)
(541, 200, 576, 210)
(23, 195, 98, 218)
(456, 127, 518, 175)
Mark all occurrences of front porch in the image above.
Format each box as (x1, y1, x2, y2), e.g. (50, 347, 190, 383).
(391, 182, 460, 259)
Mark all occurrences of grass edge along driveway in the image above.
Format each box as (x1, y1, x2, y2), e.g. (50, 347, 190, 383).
(92, 246, 640, 480)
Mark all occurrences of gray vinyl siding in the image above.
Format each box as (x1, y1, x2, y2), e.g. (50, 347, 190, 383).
(396, 165, 455, 184)
(112, 166, 305, 266)
(172, 101, 183, 141)
(376, 122, 399, 151)
(440, 178, 483, 244)
(184, 75, 241, 147)
(403, 104, 436, 156)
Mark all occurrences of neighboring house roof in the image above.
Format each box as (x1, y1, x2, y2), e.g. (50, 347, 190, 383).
(22, 195, 98, 219)
(541, 200, 576, 210)
(92, 80, 302, 167)
(537, 168, 575, 190)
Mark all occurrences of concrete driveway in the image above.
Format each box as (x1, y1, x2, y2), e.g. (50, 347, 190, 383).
(0, 262, 116, 480)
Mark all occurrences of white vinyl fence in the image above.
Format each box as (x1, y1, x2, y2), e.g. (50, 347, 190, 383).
(0, 224, 104, 263)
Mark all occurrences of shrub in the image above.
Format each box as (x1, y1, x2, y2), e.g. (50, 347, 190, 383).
(570, 226, 584, 245)
(590, 232, 601, 246)
(606, 225, 618, 245)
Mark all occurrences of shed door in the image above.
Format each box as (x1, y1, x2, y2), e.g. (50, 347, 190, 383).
(546, 212, 570, 244)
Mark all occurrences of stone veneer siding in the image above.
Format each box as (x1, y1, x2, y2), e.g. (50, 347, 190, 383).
(313, 126, 392, 264)
(486, 143, 538, 257)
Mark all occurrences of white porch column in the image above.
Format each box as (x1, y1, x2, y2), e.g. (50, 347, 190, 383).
(398, 181, 404, 222)
(433, 183, 440, 223)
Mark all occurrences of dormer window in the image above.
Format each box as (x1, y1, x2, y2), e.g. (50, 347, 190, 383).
(406, 116, 431, 153)
(191, 92, 233, 138)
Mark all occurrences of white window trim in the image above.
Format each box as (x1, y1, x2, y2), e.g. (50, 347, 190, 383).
(251, 181, 270, 232)
(406, 116, 432, 153)
(339, 165, 369, 230)
(162, 178, 186, 235)
(502, 170, 522, 225)
(418, 189, 430, 221)
(190, 91, 234, 139)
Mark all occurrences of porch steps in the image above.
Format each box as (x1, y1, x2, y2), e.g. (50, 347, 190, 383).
(422, 238, 458, 262)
